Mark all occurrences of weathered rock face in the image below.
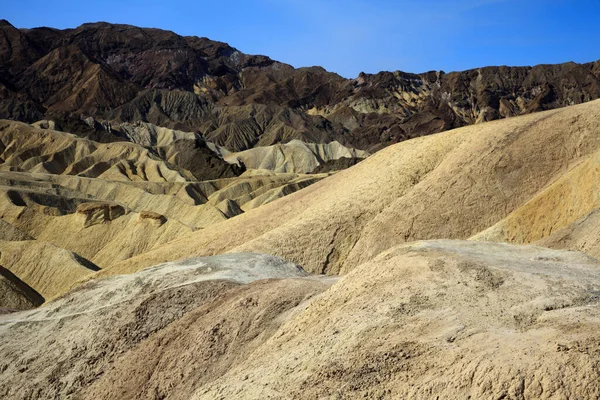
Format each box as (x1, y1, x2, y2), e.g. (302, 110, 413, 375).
(0, 266, 44, 312)
(138, 210, 167, 226)
(76, 202, 128, 227)
(1, 20, 600, 152)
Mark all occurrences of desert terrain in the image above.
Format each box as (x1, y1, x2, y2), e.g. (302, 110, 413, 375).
(1, 19, 600, 399)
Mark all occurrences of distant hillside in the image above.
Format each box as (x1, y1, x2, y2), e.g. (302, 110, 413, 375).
(1, 19, 600, 152)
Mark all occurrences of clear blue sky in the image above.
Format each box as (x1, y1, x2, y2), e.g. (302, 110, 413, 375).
(2, 0, 600, 78)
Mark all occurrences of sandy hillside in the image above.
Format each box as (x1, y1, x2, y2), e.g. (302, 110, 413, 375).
(471, 144, 600, 246)
(535, 209, 600, 259)
(101, 98, 600, 278)
(0, 121, 329, 304)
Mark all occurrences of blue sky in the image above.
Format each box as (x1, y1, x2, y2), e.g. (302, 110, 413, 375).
(2, 0, 600, 78)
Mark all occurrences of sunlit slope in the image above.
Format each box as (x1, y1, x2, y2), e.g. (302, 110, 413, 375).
(472, 145, 600, 246)
(103, 99, 600, 277)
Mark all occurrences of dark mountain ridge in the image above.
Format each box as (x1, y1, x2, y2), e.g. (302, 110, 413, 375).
(2, 19, 600, 152)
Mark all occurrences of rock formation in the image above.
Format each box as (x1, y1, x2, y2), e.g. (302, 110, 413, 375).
(223, 140, 368, 174)
(0, 120, 328, 303)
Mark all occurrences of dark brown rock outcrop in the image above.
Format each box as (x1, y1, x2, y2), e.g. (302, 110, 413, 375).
(1, 20, 600, 152)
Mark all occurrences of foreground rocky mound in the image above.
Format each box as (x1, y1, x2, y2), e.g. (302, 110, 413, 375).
(0, 253, 333, 399)
(2, 241, 600, 398)
(2, 20, 600, 152)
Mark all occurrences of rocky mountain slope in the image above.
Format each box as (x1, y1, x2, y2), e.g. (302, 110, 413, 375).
(2, 19, 600, 153)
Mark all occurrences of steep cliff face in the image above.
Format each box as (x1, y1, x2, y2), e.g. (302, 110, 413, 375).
(1, 19, 600, 152)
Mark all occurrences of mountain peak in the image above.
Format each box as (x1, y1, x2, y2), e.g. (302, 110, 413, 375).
(77, 21, 139, 31)
(0, 19, 15, 28)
